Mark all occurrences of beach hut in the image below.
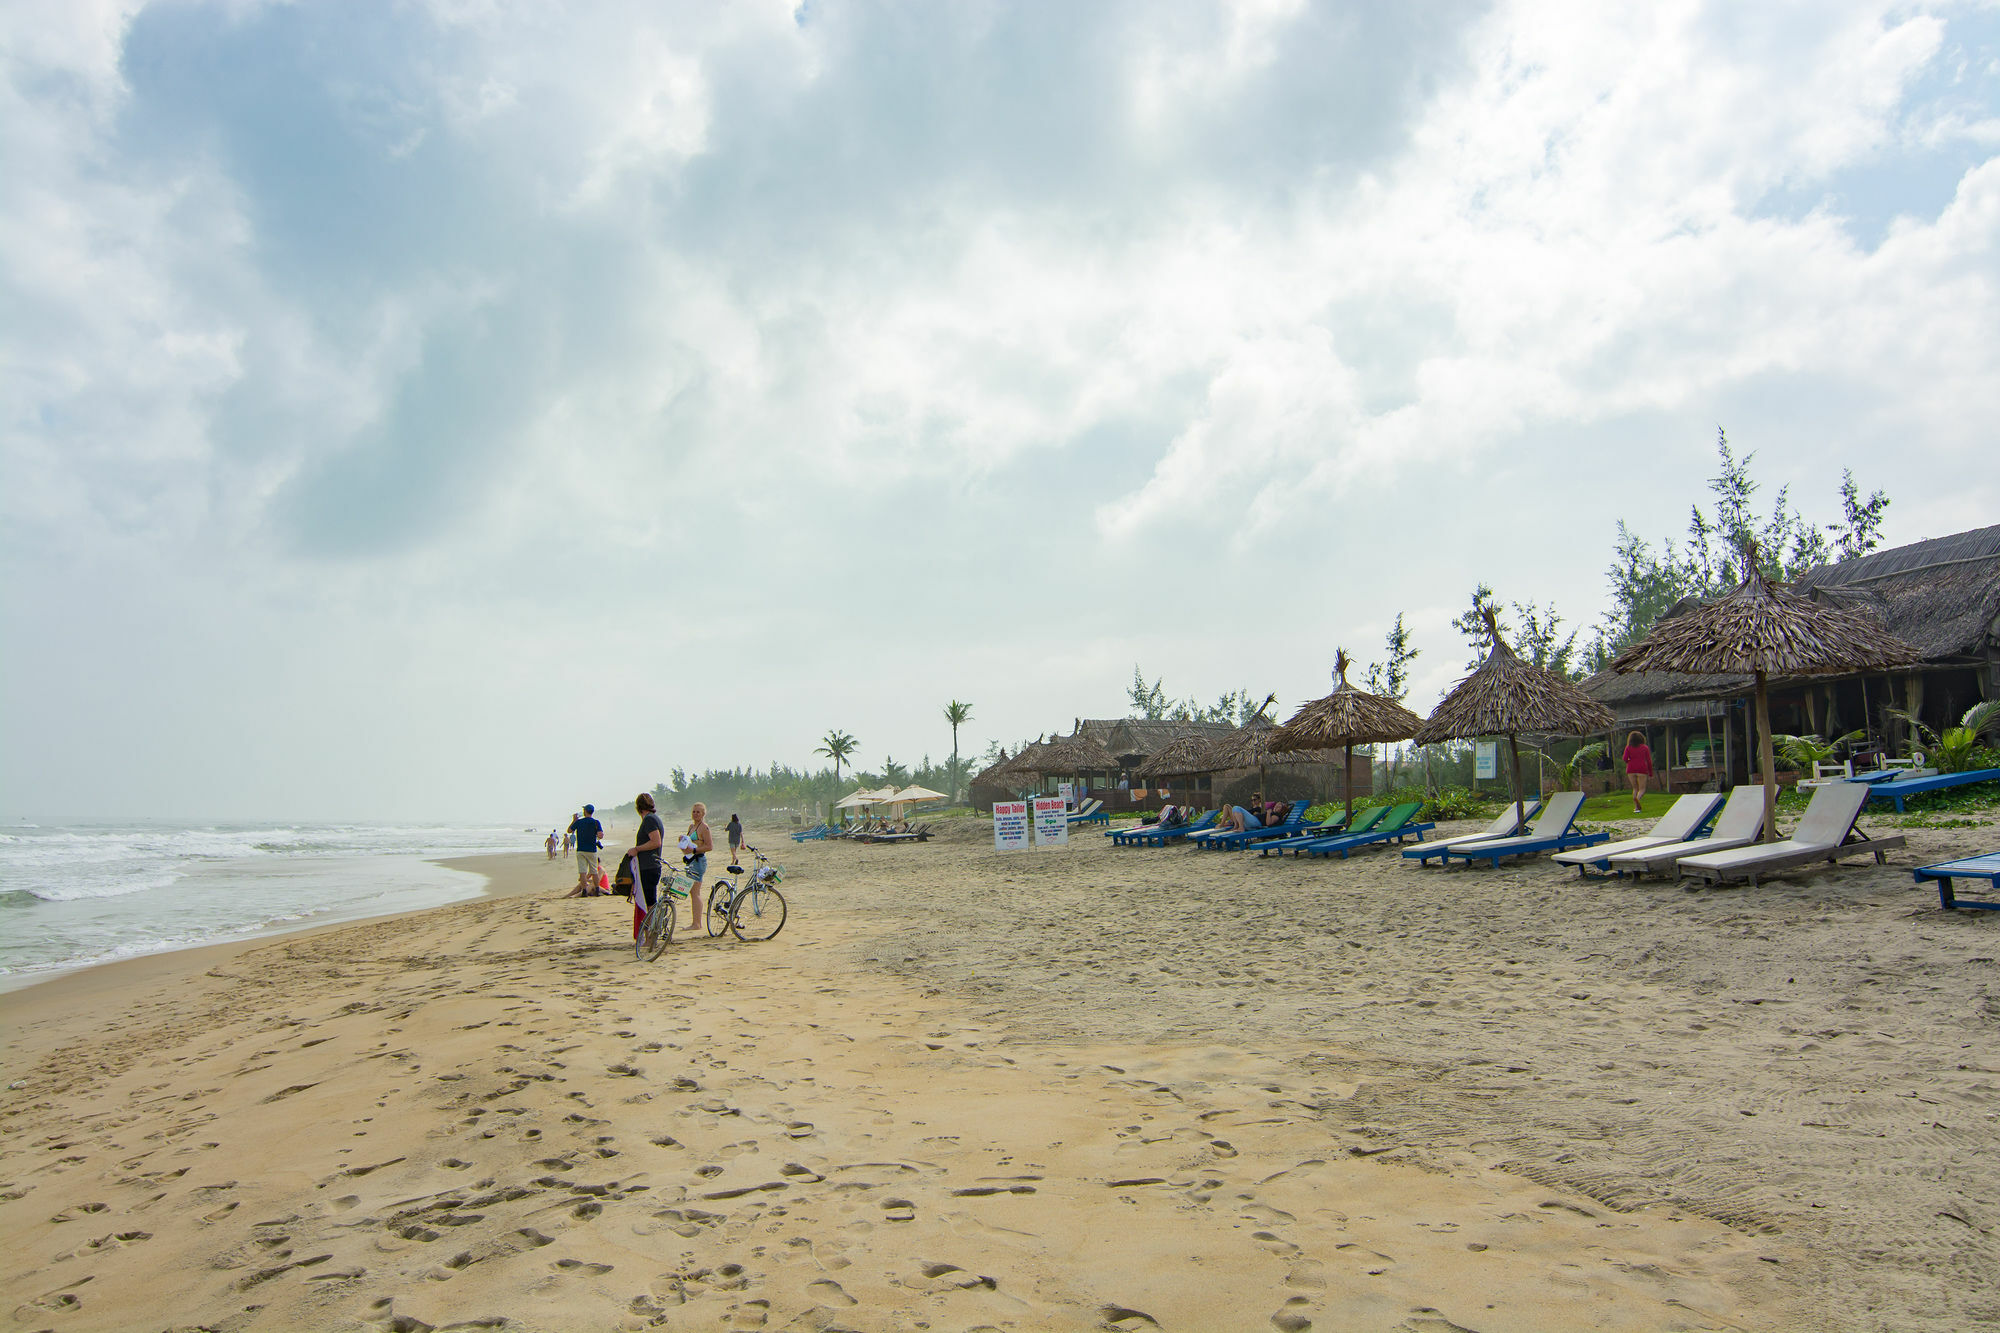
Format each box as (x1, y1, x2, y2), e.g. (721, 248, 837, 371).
(1196, 708, 1345, 805)
(1271, 649, 1425, 822)
(1609, 541, 1921, 843)
(1582, 524, 2000, 782)
(1415, 610, 1617, 830)
(1001, 734, 1121, 800)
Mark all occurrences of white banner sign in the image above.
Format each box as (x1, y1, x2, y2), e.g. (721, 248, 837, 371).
(1475, 741, 1498, 780)
(993, 801, 1030, 851)
(1057, 781, 1073, 811)
(1033, 796, 1069, 847)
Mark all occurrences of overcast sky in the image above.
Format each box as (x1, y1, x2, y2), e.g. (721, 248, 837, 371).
(4, 0, 1996, 823)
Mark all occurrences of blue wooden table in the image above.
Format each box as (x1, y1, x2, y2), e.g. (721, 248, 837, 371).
(1861, 768, 2000, 813)
(1912, 854, 2000, 911)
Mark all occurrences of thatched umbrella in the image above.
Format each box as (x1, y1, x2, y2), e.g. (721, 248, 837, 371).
(1271, 649, 1425, 822)
(1136, 733, 1225, 785)
(1610, 543, 1921, 843)
(1414, 610, 1616, 830)
(1193, 700, 1346, 805)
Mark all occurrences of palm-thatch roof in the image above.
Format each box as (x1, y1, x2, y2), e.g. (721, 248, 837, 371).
(1001, 733, 1120, 777)
(1200, 718, 1345, 770)
(1136, 732, 1227, 778)
(1581, 524, 1998, 719)
(1271, 650, 1425, 752)
(1415, 611, 1616, 745)
(1102, 718, 1239, 763)
(1610, 551, 1921, 679)
(968, 752, 1019, 792)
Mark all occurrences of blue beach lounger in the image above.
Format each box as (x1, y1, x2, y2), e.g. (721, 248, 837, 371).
(1254, 809, 1356, 856)
(1552, 792, 1723, 876)
(1112, 811, 1218, 847)
(1439, 792, 1599, 868)
(1300, 802, 1432, 859)
(1860, 767, 2000, 813)
(1912, 854, 2000, 911)
(1192, 801, 1313, 850)
(1066, 799, 1108, 827)
(1402, 799, 1541, 866)
(1265, 805, 1389, 857)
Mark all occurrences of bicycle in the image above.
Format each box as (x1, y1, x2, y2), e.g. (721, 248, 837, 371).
(635, 867, 694, 961)
(704, 847, 789, 942)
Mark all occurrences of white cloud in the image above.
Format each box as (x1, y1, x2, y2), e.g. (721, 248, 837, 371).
(2, 0, 1995, 817)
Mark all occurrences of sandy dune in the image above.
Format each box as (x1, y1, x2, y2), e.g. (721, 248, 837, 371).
(1, 810, 1994, 1331)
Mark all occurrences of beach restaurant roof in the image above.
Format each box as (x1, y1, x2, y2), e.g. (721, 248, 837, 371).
(1580, 524, 2000, 723)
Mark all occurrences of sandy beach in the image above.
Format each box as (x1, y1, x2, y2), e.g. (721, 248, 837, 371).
(3, 815, 1995, 1332)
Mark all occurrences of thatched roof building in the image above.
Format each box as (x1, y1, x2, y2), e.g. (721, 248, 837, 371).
(1581, 524, 2000, 782)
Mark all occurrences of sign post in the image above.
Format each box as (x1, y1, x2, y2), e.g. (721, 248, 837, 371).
(1057, 781, 1074, 812)
(1475, 741, 1498, 784)
(993, 801, 1030, 851)
(1032, 796, 1069, 848)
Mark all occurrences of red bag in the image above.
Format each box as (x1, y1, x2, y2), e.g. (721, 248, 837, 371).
(633, 901, 645, 940)
(598, 866, 611, 892)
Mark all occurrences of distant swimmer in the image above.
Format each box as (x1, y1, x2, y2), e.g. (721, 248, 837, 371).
(566, 805, 605, 897)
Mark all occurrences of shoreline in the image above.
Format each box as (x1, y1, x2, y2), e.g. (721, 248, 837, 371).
(0, 850, 552, 1003)
(3, 820, 1993, 1329)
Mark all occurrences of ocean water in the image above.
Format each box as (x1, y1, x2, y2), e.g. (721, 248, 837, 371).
(0, 820, 538, 986)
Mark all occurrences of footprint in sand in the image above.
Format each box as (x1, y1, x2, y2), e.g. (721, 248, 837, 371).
(47, 1201, 109, 1222)
(554, 1258, 614, 1275)
(807, 1278, 858, 1306)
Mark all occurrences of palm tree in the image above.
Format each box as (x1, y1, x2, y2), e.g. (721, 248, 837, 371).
(943, 700, 974, 802)
(816, 730, 859, 787)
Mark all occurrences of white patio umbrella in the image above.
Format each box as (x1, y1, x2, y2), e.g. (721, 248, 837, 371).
(887, 785, 948, 805)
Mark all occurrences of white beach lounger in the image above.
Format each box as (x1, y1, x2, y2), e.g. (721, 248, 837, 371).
(1553, 792, 1724, 875)
(1401, 798, 1540, 865)
(1677, 782, 1905, 887)
(1604, 785, 1766, 877)
(1434, 791, 1591, 867)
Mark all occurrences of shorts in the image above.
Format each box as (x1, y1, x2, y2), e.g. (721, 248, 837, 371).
(576, 849, 601, 882)
(637, 861, 662, 910)
(685, 853, 708, 883)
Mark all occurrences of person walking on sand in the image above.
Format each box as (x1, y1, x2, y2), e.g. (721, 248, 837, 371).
(625, 792, 666, 938)
(681, 803, 714, 930)
(566, 804, 605, 896)
(726, 812, 743, 866)
(1622, 731, 1654, 814)
(546, 829, 559, 860)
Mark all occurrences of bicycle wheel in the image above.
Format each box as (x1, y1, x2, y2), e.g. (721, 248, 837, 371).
(705, 886, 734, 938)
(645, 896, 675, 960)
(729, 884, 787, 942)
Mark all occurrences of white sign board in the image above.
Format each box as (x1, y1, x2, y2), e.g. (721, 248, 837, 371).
(1033, 796, 1069, 847)
(1057, 781, 1074, 811)
(993, 801, 1030, 851)
(1475, 741, 1498, 780)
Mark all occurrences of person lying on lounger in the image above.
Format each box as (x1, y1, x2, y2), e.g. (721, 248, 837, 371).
(1217, 804, 1263, 835)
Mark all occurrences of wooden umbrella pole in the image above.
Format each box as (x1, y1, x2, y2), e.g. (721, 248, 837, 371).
(1343, 743, 1355, 821)
(1507, 732, 1526, 832)
(1755, 669, 1777, 844)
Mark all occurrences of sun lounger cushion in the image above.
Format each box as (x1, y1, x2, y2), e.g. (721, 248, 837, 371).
(1553, 793, 1721, 870)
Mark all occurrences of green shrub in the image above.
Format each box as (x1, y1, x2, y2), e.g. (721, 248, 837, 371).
(1307, 785, 1493, 825)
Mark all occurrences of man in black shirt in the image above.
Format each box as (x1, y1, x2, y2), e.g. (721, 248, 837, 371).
(566, 804, 605, 895)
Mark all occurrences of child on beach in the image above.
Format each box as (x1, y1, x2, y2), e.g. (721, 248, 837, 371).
(682, 804, 714, 931)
